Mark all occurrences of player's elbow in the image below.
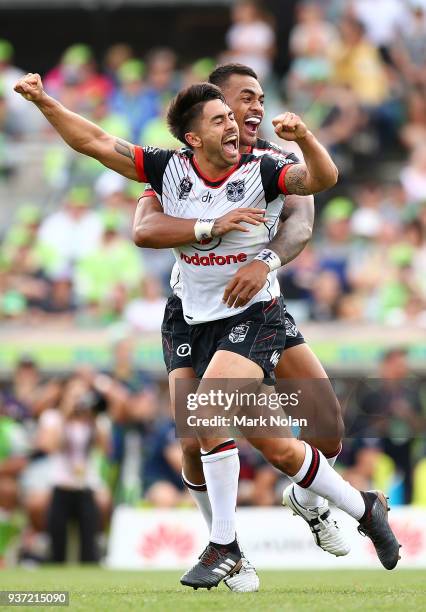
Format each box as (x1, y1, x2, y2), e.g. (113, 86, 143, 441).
(310, 162, 339, 193)
(133, 224, 152, 248)
(322, 163, 339, 190)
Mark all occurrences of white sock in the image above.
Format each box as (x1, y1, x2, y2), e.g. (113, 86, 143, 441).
(201, 440, 239, 545)
(292, 444, 342, 509)
(182, 472, 212, 531)
(290, 442, 365, 520)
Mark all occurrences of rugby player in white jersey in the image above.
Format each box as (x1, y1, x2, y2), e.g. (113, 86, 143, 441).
(15, 74, 401, 589)
(135, 65, 350, 591)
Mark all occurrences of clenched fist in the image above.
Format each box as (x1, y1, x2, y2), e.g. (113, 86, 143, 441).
(14, 73, 45, 103)
(272, 112, 308, 142)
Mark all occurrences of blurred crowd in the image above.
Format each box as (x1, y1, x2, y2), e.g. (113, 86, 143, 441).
(0, 346, 425, 564)
(1, 0, 426, 564)
(0, 0, 425, 327)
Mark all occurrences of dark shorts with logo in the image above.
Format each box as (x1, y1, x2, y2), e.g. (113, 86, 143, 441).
(189, 297, 287, 378)
(161, 294, 305, 375)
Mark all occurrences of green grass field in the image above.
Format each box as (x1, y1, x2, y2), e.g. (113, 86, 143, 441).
(0, 568, 424, 611)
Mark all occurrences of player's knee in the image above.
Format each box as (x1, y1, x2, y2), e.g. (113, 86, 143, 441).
(258, 439, 300, 473)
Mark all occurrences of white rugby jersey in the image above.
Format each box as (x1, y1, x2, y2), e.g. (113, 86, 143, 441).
(135, 141, 299, 324)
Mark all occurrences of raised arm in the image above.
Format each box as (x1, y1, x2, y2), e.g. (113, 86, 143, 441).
(14, 73, 140, 181)
(272, 112, 338, 195)
(133, 191, 267, 249)
(222, 194, 314, 308)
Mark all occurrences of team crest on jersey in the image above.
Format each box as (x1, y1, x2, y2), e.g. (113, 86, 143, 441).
(229, 323, 250, 344)
(285, 316, 298, 337)
(177, 177, 193, 200)
(226, 179, 246, 202)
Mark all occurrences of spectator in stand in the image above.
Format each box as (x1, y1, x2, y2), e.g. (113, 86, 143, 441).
(44, 44, 113, 112)
(39, 374, 110, 563)
(103, 43, 134, 87)
(349, 0, 406, 61)
(123, 276, 167, 333)
(331, 16, 390, 108)
(110, 59, 157, 144)
(0, 39, 43, 134)
(287, 1, 337, 103)
(316, 197, 354, 292)
(309, 270, 341, 321)
(142, 418, 185, 508)
(391, 0, 426, 87)
(356, 349, 425, 503)
(0, 400, 28, 564)
(37, 186, 103, 276)
(399, 87, 426, 152)
(223, 0, 276, 82)
(144, 48, 179, 103)
(75, 210, 143, 309)
(400, 142, 426, 203)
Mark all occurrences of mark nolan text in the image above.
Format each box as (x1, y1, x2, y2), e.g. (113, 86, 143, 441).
(187, 415, 307, 428)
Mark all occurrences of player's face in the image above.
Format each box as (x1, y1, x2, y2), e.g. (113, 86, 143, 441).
(221, 74, 265, 149)
(198, 99, 240, 167)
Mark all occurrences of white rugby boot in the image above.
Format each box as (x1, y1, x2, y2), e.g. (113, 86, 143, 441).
(283, 484, 351, 557)
(223, 556, 260, 592)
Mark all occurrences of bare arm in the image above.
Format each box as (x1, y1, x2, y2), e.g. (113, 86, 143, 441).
(269, 194, 314, 265)
(272, 112, 339, 195)
(222, 194, 314, 308)
(133, 194, 267, 248)
(14, 73, 140, 181)
(133, 195, 199, 248)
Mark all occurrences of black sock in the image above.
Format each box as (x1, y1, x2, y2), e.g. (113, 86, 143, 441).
(209, 538, 240, 555)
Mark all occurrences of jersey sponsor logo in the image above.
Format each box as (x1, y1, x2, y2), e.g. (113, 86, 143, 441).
(229, 323, 250, 344)
(270, 350, 280, 366)
(180, 251, 247, 266)
(201, 192, 213, 204)
(226, 179, 246, 202)
(177, 177, 193, 200)
(192, 236, 222, 251)
(284, 316, 298, 337)
(176, 343, 191, 357)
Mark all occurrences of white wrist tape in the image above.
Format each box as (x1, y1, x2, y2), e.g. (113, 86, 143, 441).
(254, 248, 282, 272)
(194, 218, 216, 242)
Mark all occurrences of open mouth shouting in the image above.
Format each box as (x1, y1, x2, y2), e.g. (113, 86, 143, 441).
(243, 115, 262, 140)
(222, 133, 239, 159)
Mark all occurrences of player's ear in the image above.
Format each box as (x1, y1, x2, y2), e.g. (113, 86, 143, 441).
(185, 132, 202, 149)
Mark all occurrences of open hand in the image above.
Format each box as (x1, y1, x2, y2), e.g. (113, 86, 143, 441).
(222, 259, 269, 308)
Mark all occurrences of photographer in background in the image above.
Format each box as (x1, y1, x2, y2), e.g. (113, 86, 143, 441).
(39, 372, 113, 563)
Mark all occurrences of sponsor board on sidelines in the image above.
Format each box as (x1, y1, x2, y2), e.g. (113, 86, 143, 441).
(106, 506, 426, 570)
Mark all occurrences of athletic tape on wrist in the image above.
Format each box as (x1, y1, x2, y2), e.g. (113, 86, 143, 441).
(254, 248, 282, 272)
(194, 218, 216, 242)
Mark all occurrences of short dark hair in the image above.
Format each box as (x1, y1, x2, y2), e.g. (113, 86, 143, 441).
(167, 82, 226, 145)
(208, 63, 258, 89)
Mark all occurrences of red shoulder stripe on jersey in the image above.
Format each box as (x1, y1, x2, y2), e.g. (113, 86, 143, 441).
(278, 163, 296, 195)
(134, 146, 146, 182)
(141, 188, 156, 198)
